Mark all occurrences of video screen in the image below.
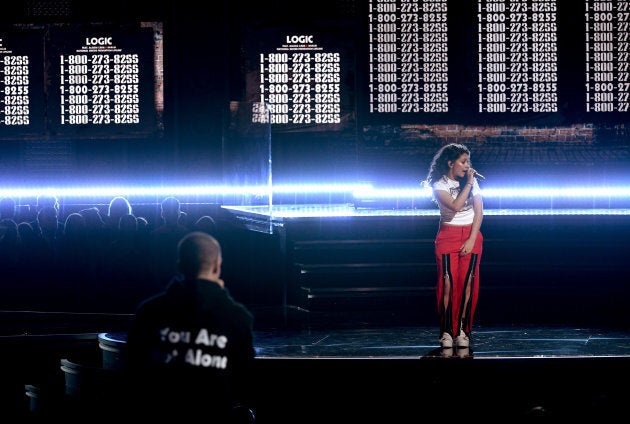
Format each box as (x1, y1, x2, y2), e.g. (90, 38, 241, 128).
(0, 21, 163, 141)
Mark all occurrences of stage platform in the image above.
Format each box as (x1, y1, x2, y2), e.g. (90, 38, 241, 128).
(218, 203, 630, 330)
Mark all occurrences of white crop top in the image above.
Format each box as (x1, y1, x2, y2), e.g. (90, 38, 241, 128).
(432, 176, 481, 225)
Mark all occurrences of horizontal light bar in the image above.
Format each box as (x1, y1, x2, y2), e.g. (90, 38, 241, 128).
(482, 187, 630, 198)
(1, 184, 630, 201)
(352, 186, 630, 199)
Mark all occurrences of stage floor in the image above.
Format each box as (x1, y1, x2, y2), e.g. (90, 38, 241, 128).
(4, 310, 628, 360)
(222, 204, 630, 219)
(253, 323, 630, 359)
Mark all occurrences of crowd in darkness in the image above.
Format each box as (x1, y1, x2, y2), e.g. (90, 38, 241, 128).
(0, 195, 220, 313)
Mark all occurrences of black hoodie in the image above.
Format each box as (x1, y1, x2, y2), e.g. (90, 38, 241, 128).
(125, 275, 255, 421)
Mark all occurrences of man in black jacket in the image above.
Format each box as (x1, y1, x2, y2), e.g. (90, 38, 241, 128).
(125, 231, 255, 422)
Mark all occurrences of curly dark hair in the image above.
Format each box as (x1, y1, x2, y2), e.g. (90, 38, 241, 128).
(423, 143, 473, 205)
(425, 143, 471, 186)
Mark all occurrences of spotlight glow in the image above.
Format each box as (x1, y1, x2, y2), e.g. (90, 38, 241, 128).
(352, 186, 432, 199)
(2, 183, 630, 216)
(0, 183, 372, 200)
(482, 187, 630, 198)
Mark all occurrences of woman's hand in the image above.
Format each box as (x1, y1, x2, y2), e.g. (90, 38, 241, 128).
(460, 239, 475, 256)
(466, 168, 477, 185)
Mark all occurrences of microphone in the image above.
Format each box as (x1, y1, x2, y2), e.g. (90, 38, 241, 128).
(473, 170, 485, 180)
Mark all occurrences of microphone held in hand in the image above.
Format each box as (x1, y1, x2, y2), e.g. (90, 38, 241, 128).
(473, 170, 485, 180)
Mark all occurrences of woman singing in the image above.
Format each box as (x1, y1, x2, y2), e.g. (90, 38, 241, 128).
(425, 143, 484, 349)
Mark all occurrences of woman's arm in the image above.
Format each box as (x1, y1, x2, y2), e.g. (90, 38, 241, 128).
(434, 181, 475, 212)
(468, 194, 484, 243)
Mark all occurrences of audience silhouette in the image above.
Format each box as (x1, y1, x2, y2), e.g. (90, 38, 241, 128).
(1, 195, 222, 313)
(193, 215, 218, 236)
(149, 196, 191, 288)
(30, 194, 64, 235)
(58, 213, 91, 308)
(105, 196, 133, 242)
(0, 218, 20, 307)
(0, 197, 17, 221)
(103, 212, 152, 311)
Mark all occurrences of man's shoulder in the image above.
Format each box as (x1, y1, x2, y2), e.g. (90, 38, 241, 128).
(221, 291, 254, 320)
(230, 302, 254, 328)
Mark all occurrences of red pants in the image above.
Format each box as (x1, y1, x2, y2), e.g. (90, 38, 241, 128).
(435, 224, 483, 338)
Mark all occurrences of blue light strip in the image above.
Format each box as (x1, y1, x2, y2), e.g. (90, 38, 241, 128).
(351, 186, 630, 199)
(1, 183, 630, 209)
(0, 183, 372, 199)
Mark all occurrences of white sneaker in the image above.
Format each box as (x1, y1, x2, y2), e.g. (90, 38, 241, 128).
(456, 332, 470, 348)
(440, 333, 453, 348)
